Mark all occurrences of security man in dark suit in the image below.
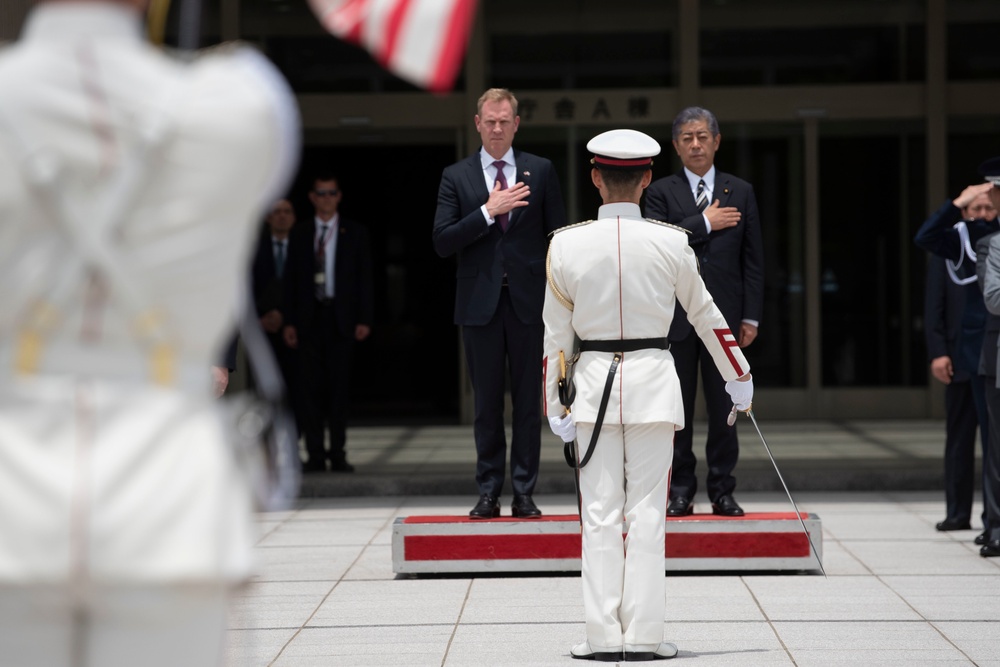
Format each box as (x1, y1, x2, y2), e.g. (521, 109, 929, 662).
(251, 198, 303, 434)
(644, 106, 765, 518)
(432, 88, 568, 519)
(284, 175, 374, 473)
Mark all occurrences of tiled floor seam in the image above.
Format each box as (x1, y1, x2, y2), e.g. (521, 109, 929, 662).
(440, 580, 475, 667)
(741, 576, 799, 666)
(879, 571, 981, 665)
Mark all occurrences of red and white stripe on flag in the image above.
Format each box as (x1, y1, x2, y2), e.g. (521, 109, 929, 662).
(306, 0, 478, 92)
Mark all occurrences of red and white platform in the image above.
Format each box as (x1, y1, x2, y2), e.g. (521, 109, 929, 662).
(392, 512, 823, 574)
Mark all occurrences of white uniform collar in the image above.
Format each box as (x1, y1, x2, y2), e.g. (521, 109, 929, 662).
(23, 2, 145, 42)
(683, 165, 716, 191)
(598, 202, 642, 219)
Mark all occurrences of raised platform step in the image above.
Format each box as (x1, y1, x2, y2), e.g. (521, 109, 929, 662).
(392, 512, 823, 575)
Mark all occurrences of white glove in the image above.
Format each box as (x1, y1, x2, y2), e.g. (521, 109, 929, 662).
(725, 374, 754, 411)
(548, 412, 577, 443)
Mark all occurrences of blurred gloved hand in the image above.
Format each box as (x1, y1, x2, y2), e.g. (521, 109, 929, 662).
(548, 412, 577, 443)
(725, 374, 754, 411)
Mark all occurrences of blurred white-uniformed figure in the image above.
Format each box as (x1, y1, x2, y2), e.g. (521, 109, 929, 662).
(0, 0, 299, 665)
(543, 129, 752, 662)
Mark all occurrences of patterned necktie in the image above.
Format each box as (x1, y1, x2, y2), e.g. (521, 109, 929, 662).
(492, 160, 509, 231)
(274, 240, 286, 278)
(315, 225, 328, 298)
(696, 179, 708, 213)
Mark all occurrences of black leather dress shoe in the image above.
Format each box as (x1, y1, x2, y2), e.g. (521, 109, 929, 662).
(571, 642, 622, 661)
(469, 495, 500, 519)
(329, 459, 355, 473)
(511, 494, 542, 518)
(711, 494, 745, 517)
(935, 518, 972, 531)
(301, 460, 326, 473)
(976, 531, 988, 546)
(980, 539, 1000, 557)
(666, 496, 694, 517)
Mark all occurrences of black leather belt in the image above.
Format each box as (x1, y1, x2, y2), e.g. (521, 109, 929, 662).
(579, 337, 669, 353)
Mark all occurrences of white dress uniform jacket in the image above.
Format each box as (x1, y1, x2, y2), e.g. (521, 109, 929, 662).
(543, 203, 748, 425)
(0, 3, 298, 586)
(543, 201, 749, 654)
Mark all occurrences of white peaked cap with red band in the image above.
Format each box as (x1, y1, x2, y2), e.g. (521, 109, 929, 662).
(587, 129, 661, 170)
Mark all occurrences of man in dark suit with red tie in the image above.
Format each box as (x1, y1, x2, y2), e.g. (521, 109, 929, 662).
(433, 88, 568, 519)
(284, 175, 374, 473)
(644, 106, 765, 518)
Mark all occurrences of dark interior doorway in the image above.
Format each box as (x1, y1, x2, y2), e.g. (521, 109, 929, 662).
(285, 143, 462, 424)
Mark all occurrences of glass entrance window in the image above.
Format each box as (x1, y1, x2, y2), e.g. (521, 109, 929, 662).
(700, 0, 925, 86)
(818, 122, 926, 387)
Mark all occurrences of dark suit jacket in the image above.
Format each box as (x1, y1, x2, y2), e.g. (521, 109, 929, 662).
(284, 216, 374, 340)
(432, 149, 567, 326)
(252, 231, 288, 316)
(925, 255, 981, 383)
(644, 169, 764, 341)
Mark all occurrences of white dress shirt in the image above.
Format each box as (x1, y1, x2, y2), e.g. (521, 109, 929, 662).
(479, 147, 516, 224)
(315, 213, 339, 298)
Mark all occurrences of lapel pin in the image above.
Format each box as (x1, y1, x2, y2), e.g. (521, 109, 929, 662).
(523, 170, 530, 177)
(724, 188, 729, 194)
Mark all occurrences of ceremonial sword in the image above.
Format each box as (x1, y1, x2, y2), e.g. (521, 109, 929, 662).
(728, 405, 827, 577)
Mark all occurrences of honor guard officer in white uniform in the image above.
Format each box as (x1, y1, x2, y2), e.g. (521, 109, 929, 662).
(0, 1, 299, 665)
(544, 130, 753, 662)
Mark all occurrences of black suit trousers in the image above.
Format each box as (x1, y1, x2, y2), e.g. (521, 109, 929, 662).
(943, 379, 979, 524)
(462, 287, 542, 498)
(301, 301, 354, 464)
(669, 330, 739, 502)
(982, 373, 1000, 540)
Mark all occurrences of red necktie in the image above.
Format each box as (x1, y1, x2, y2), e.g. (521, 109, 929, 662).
(492, 160, 509, 231)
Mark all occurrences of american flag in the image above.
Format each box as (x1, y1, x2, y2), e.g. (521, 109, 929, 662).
(306, 0, 478, 93)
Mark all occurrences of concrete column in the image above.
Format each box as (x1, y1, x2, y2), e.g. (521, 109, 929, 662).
(925, 0, 947, 210)
(221, 0, 240, 42)
(0, 0, 31, 42)
(803, 117, 821, 412)
(677, 0, 700, 107)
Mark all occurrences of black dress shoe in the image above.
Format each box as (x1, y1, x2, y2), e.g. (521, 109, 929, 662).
(329, 459, 355, 473)
(711, 494, 745, 517)
(935, 518, 972, 531)
(666, 496, 694, 517)
(980, 539, 1000, 557)
(571, 642, 622, 661)
(469, 495, 500, 519)
(301, 460, 326, 473)
(511, 494, 542, 518)
(975, 531, 988, 546)
(624, 642, 678, 661)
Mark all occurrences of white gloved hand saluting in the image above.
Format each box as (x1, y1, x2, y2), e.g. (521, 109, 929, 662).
(725, 374, 754, 411)
(548, 412, 577, 443)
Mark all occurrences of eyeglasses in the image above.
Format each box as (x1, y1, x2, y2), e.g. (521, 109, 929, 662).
(313, 189, 339, 197)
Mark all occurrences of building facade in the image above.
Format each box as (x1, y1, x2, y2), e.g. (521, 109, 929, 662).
(5, 0, 999, 422)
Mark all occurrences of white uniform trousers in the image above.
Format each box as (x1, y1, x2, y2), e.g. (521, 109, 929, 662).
(0, 583, 230, 667)
(576, 421, 674, 653)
